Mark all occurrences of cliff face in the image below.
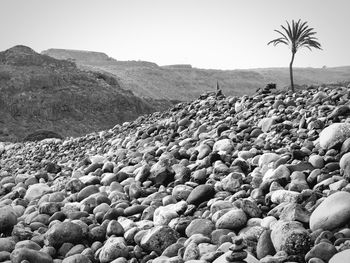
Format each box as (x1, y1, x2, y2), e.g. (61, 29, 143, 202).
(0, 45, 156, 142)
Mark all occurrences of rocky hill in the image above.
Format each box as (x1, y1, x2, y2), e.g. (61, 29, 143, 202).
(0, 45, 166, 142)
(42, 48, 350, 101)
(1, 84, 350, 262)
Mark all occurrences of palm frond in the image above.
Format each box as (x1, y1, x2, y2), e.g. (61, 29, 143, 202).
(292, 20, 299, 40)
(269, 19, 322, 53)
(295, 20, 308, 40)
(284, 22, 293, 41)
(268, 38, 289, 46)
(274, 29, 289, 41)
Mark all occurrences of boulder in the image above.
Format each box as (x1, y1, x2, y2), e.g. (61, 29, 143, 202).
(271, 220, 310, 255)
(10, 248, 52, 263)
(0, 206, 18, 234)
(310, 191, 350, 231)
(24, 183, 51, 201)
(44, 222, 84, 248)
(98, 237, 128, 263)
(140, 226, 179, 254)
(215, 209, 247, 230)
(319, 123, 350, 149)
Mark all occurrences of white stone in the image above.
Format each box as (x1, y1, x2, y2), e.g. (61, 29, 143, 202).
(310, 191, 350, 231)
(319, 123, 350, 149)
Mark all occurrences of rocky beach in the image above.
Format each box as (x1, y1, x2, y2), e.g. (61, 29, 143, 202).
(1, 84, 350, 263)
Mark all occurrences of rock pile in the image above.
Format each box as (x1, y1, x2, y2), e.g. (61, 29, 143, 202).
(1, 84, 350, 263)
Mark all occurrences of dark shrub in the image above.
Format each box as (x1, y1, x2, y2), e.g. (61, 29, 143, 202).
(23, 130, 63, 142)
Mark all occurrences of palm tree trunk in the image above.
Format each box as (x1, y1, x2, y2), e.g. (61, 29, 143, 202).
(289, 52, 295, 93)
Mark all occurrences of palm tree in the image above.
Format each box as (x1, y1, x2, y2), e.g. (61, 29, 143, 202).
(268, 19, 322, 93)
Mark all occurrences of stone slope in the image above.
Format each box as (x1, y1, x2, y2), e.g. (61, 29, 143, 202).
(42, 48, 350, 101)
(0, 45, 160, 142)
(1, 84, 350, 262)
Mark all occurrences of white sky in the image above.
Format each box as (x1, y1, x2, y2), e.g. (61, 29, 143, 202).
(1, 0, 349, 69)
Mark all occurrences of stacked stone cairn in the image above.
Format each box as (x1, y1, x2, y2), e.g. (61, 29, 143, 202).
(226, 236, 248, 262)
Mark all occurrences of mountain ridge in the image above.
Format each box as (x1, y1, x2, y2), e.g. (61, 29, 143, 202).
(0, 45, 165, 142)
(42, 48, 350, 101)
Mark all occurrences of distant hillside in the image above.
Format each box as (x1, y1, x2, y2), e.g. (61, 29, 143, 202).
(42, 48, 350, 101)
(0, 45, 161, 142)
(254, 66, 350, 88)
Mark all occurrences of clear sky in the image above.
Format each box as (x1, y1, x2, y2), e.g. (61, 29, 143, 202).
(1, 0, 349, 69)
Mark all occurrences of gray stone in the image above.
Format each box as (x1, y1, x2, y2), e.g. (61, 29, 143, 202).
(215, 209, 247, 230)
(44, 222, 83, 248)
(310, 191, 350, 231)
(10, 248, 53, 263)
(140, 226, 179, 254)
(319, 123, 350, 149)
(0, 206, 17, 234)
(185, 219, 215, 237)
(98, 237, 128, 263)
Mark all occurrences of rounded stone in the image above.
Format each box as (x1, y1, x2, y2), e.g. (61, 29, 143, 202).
(330, 249, 350, 263)
(305, 241, 337, 262)
(44, 222, 84, 248)
(319, 123, 350, 149)
(185, 219, 215, 237)
(0, 206, 17, 234)
(106, 220, 124, 237)
(98, 237, 128, 263)
(62, 254, 92, 263)
(213, 139, 234, 153)
(77, 185, 99, 202)
(340, 152, 350, 178)
(24, 183, 51, 201)
(186, 184, 215, 206)
(140, 226, 179, 254)
(308, 155, 324, 169)
(310, 191, 350, 231)
(0, 237, 16, 252)
(271, 220, 310, 255)
(256, 229, 276, 259)
(215, 209, 247, 230)
(10, 248, 53, 263)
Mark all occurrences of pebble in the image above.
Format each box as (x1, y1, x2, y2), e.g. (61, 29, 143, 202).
(24, 183, 51, 201)
(185, 218, 215, 237)
(305, 241, 337, 262)
(329, 248, 350, 263)
(62, 254, 92, 263)
(186, 184, 215, 205)
(140, 226, 179, 254)
(98, 237, 128, 263)
(270, 220, 311, 255)
(310, 191, 350, 231)
(44, 222, 83, 248)
(215, 209, 247, 230)
(256, 229, 276, 259)
(319, 123, 350, 149)
(0, 237, 16, 252)
(10, 248, 53, 263)
(0, 206, 18, 234)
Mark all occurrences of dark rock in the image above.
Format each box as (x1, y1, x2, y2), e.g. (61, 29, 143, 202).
(10, 248, 53, 263)
(44, 222, 83, 248)
(186, 184, 215, 206)
(256, 229, 276, 259)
